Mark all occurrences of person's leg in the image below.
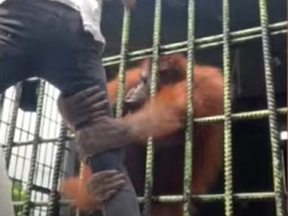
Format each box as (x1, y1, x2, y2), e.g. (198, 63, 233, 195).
(0, 56, 30, 94)
(0, 0, 34, 94)
(0, 2, 41, 216)
(30, 2, 140, 215)
(36, 2, 122, 165)
(0, 0, 139, 215)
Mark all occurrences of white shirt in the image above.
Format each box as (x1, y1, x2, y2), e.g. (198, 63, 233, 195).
(52, 0, 105, 44)
(0, 0, 106, 45)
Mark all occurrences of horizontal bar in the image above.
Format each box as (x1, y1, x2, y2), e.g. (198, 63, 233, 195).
(1, 107, 286, 148)
(18, 22, 287, 85)
(194, 107, 287, 124)
(163, 29, 286, 56)
(102, 21, 287, 66)
(150, 192, 278, 203)
(1, 136, 74, 148)
(13, 191, 281, 207)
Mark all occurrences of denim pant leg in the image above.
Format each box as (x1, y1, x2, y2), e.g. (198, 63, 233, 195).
(32, 1, 112, 115)
(0, 0, 36, 94)
(30, 2, 127, 170)
(0, 0, 125, 171)
(0, 1, 140, 215)
(34, 5, 140, 215)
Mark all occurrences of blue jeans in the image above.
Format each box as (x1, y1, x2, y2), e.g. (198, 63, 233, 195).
(0, 1, 140, 215)
(0, 0, 125, 170)
(0, 0, 108, 96)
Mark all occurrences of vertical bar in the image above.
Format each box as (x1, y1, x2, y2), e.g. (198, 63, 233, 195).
(258, 1, 286, 215)
(47, 121, 67, 216)
(222, 0, 234, 216)
(0, 93, 4, 120)
(0, 141, 14, 216)
(143, 0, 162, 215)
(115, 0, 132, 118)
(101, 2, 141, 216)
(59, 135, 77, 216)
(5, 84, 22, 169)
(183, 0, 196, 215)
(22, 80, 46, 216)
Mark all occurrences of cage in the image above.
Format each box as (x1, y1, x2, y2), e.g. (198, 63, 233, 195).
(0, 0, 287, 216)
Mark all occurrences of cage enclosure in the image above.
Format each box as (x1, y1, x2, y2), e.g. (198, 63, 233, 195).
(0, 0, 287, 216)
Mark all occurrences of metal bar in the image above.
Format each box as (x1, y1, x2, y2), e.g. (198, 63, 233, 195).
(183, 0, 196, 215)
(164, 29, 286, 55)
(142, 0, 162, 215)
(102, 21, 287, 66)
(114, 0, 131, 118)
(194, 107, 287, 124)
(47, 121, 67, 216)
(149, 192, 281, 203)
(0, 92, 5, 122)
(59, 133, 77, 216)
(22, 80, 46, 216)
(222, 0, 234, 216)
(5, 84, 22, 169)
(13, 191, 282, 207)
(12, 22, 286, 73)
(96, 2, 141, 216)
(12, 136, 73, 146)
(0, 107, 286, 148)
(258, 0, 286, 215)
(0, 147, 15, 216)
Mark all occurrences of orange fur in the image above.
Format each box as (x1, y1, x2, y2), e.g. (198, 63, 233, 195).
(107, 67, 142, 105)
(60, 54, 224, 215)
(59, 165, 100, 211)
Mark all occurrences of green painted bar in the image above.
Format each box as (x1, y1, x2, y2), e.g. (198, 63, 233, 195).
(22, 81, 46, 216)
(0, 1, 286, 215)
(102, 22, 287, 66)
(258, 0, 286, 216)
(5, 84, 22, 169)
(142, 0, 162, 215)
(12, 191, 280, 207)
(183, 0, 196, 215)
(47, 122, 67, 216)
(115, 6, 132, 118)
(2, 107, 286, 148)
(222, 0, 234, 216)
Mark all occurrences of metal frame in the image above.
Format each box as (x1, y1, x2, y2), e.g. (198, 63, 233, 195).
(0, 83, 76, 216)
(0, 0, 286, 216)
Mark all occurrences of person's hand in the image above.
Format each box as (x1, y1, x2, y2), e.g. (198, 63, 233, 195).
(57, 86, 110, 129)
